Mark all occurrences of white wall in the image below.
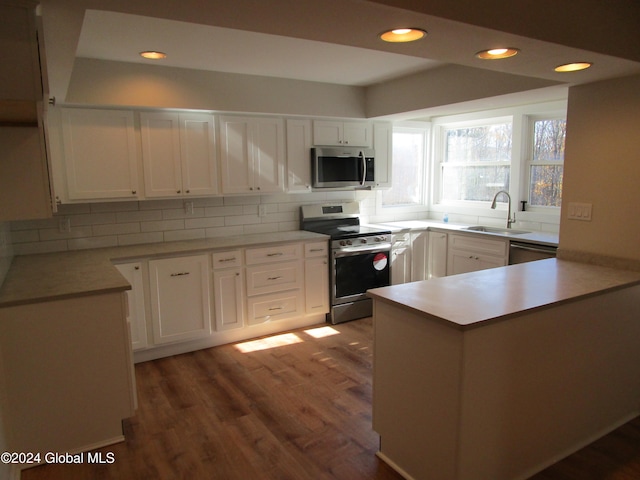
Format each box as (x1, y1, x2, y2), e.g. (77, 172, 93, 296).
(559, 74, 640, 268)
(65, 59, 368, 118)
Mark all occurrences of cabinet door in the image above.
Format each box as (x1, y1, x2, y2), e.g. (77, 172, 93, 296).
(410, 231, 429, 282)
(427, 231, 448, 278)
(343, 121, 372, 147)
(391, 247, 411, 285)
(149, 255, 212, 344)
(373, 122, 392, 188)
(305, 257, 329, 314)
(213, 267, 245, 331)
(313, 120, 343, 146)
(252, 117, 284, 193)
(61, 108, 140, 200)
(286, 118, 313, 192)
(140, 112, 183, 198)
(447, 250, 506, 275)
(180, 113, 219, 196)
(220, 116, 253, 194)
(115, 262, 148, 351)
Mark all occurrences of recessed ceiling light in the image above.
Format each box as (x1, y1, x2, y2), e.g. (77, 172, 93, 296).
(554, 62, 592, 73)
(475, 48, 519, 59)
(139, 51, 167, 60)
(380, 28, 427, 43)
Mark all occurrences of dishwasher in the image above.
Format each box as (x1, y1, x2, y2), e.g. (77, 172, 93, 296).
(509, 241, 557, 264)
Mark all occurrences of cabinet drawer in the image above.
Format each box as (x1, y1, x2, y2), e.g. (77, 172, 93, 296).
(304, 241, 328, 258)
(448, 234, 508, 257)
(247, 291, 304, 325)
(245, 243, 302, 265)
(212, 250, 243, 269)
(246, 261, 302, 296)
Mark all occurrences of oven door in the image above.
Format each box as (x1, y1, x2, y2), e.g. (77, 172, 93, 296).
(332, 246, 390, 305)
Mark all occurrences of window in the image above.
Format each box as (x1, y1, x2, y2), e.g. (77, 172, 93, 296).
(440, 121, 512, 202)
(382, 127, 427, 207)
(528, 118, 566, 207)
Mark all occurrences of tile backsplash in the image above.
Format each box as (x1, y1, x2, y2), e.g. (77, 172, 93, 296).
(9, 192, 374, 255)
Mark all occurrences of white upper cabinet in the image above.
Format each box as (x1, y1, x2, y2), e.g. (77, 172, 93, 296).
(373, 122, 393, 189)
(140, 112, 218, 198)
(59, 108, 140, 200)
(313, 120, 372, 147)
(219, 116, 285, 194)
(285, 118, 313, 192)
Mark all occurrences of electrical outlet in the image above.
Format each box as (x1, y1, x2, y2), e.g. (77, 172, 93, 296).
(58, 217, 71, 233)
(184, 201, 194, 215)
(258, 204, 267, 218)
(567, 202, 592, 221)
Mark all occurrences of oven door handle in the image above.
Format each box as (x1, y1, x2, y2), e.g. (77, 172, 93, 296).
(333, 244, 392, 258)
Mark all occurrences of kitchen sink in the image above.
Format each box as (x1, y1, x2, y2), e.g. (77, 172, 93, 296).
(463, 226, 531, 235)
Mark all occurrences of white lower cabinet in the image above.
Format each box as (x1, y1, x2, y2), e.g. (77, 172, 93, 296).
(410, 230, 429, 282)
(391, 232, 411, 285)
(427, 231, 448, 279)
(149, 254, 212, 344)
(124, 239, 328, 361)
(446, 234, 508, 276)
(212, 250, 245, 331)
(304, 241, 329, 314)
(115, 262, 148, 351)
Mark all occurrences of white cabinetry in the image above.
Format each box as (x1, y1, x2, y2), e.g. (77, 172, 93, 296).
(59, 108, 140, 201)
(115, 262, 148, 351)
(219, 115, 285, 194)
(427, 231, 448, 279)
(149, 254, 212, 344)
(285, 118, 313, 192)
(313, 120, 372, 147)
(212, 250, 245, 331)
(410, 230, 429, 282)
(245, 243, 304, 325)
(373, 122, 393, 188)
(140, 112, 218, 198)
(391, 232, 411, 285)
(304, 241, 329, 314)
(447, 234, 508, 276)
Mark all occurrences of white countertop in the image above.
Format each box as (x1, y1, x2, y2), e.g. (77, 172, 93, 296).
(0, 230, 328, 308)
(368, 258, 640, 330)
(368, 219, 559, 247)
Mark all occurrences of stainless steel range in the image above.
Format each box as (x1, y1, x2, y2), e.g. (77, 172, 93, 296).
(300, 202, 392, 324)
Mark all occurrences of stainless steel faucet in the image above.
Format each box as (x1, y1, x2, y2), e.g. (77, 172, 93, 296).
(491, 190, 515, 228)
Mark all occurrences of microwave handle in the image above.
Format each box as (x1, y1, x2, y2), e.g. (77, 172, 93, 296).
(360, 150, 366, 186)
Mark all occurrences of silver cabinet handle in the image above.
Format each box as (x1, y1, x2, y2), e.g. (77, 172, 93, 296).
(218, 257, 237, 263)
(170, 272, 190, 277)
(268, 306, 284, 311)
(267, 276, 282, 281)
(267, 252, 284, 257)
(309, 248, 324, 252)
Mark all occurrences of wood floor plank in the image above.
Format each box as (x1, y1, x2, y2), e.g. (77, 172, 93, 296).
(20, 317, 640, 480)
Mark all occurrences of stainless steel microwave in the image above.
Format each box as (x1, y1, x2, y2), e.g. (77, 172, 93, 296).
(311, 147, 375, 188)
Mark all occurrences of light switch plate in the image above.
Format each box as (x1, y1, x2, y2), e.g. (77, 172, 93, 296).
(567, 202, 592, 221)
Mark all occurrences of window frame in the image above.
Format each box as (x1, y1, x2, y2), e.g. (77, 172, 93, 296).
(429, 101, 566, 223)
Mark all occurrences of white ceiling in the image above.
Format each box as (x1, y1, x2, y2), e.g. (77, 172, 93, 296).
(76, 11, 443, 87)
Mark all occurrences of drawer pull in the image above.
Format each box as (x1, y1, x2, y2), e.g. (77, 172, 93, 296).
(309, 248, 324, 252)
(267, 252, 284, 257)
(267, 276, 282, 281)
(170, 272, 190, 277)
(268, 306, 284, 311)
(219, 257, 236, 263)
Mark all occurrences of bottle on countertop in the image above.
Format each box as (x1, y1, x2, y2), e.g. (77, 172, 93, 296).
(443, 213, 449, 223)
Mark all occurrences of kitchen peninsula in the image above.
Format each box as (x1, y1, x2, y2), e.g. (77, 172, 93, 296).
(368, 259, 640, 480)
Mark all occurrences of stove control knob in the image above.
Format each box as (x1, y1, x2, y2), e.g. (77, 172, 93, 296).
(346, 240, 352, 245)
(339, 240, 345, 246)
(361, 238, 367, 244)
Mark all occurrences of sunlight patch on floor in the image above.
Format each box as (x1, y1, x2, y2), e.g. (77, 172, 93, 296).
(234, 333, 303, 353)
(304, 326, 341, 338)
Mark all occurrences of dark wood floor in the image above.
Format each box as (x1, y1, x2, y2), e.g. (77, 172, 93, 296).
(22, 317, 640, 480)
